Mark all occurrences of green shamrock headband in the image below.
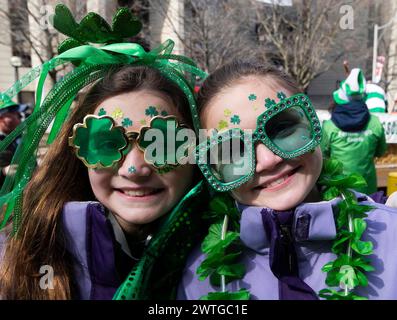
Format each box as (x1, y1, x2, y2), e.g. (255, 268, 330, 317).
(0, 4, 207, 233)
(69, 115, 192, 170)
(196, 92, 322, 192)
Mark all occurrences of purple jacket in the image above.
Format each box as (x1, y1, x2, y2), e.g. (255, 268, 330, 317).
(62, 201, 137, 300)
(178, 193, 397, 300)
(0, 201, 132, 300)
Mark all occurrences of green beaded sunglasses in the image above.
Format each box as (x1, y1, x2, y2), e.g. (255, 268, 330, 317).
(69, 114, 192, 171)
(195, 93, 322, 192)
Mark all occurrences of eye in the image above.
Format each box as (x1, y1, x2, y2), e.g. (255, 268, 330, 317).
(95, 139, 119, 151)
(265, 107, 305, 139)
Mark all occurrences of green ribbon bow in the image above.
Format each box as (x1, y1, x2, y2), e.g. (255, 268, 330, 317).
(0, 39, 206, 137)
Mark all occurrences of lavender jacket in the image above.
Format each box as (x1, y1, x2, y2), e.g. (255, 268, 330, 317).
(178, 193, 397, 300)
(61, 201, 137, 299)
(0, 201, 131, 300)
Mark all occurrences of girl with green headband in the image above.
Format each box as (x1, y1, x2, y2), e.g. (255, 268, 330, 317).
(0, 5, 209, 299)
(178, 60, 397, 300)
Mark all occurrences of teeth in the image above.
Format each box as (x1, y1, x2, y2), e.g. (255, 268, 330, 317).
(123, 189, 158, 196)
(266, 176, 287, 188)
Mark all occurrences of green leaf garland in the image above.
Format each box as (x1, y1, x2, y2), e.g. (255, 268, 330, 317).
(197, 158, 376, 300)
(197, 193, 249, 300)
(200, 289, 250, 300)
(318, 158, 375, 300)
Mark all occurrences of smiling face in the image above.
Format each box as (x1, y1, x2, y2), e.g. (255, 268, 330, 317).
(201, 76, 323, 210)
(87, 89, 194, 233)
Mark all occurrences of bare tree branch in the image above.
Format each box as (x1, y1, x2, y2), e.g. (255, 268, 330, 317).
(151, 0, 255, 73)
(252, 0, 368, 90)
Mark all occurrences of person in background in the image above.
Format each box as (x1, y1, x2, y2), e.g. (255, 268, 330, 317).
(0, 96, 25, 186)
(322, 68, 387, 195)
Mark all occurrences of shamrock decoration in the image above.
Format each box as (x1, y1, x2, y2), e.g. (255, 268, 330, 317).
(265, 98, 276, 109)
(122, 117, 133, 128)
(69, 116, 128, 168)
(98, 108, 107, 116)
(248, 94, 257, 101)
(111, 107, 124, 120)
(138, 117, 189, 168)
(160, 110, 168, 116)
(128, 166, 137, 174)
(277, 91, 287, 100)
(223, 109, 232, 117)
(218, 120, 229, 130)
(52, 4, 142, 55)
(145, 106, 159, 117)
(230, 115, 241, 125)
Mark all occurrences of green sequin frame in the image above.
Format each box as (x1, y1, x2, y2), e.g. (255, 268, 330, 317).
(196, 93, 323, 192)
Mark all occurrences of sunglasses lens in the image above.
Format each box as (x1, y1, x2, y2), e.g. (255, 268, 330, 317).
(73, 117, 127, 168)
(207, 136, 252, 184)
(94, 135, 123, 155)
(265, 106, 312, 152)
(138, 118, 192, 167)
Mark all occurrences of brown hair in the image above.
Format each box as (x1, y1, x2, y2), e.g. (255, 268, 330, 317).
(0, 65, 192, 299)
(197, 59, 301, 115)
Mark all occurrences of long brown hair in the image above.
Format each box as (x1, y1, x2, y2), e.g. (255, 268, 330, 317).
(0, 65, 191, 299)
(197, 59, 301, 114)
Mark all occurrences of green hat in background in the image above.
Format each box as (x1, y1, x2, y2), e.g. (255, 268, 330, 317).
(0, 94, 18, 110)
(365, 83, 386, 113)
(333, 68, 366, 105)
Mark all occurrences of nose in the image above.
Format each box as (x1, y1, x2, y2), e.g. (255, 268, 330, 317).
(118, 143, 153, 179)
(255, 143, 283, 173)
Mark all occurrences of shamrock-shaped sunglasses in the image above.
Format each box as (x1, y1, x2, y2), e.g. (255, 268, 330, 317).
(69, 115, 191, 170)
(195, 93, 322, 192)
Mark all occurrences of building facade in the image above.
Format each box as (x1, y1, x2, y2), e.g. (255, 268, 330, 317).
(1, 0, 396, 111)
(0, 0, 183, 104)
(307, 0, 397, 110)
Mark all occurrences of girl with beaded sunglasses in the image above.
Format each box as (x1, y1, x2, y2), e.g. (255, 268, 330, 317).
(178, 60, 397, 300)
